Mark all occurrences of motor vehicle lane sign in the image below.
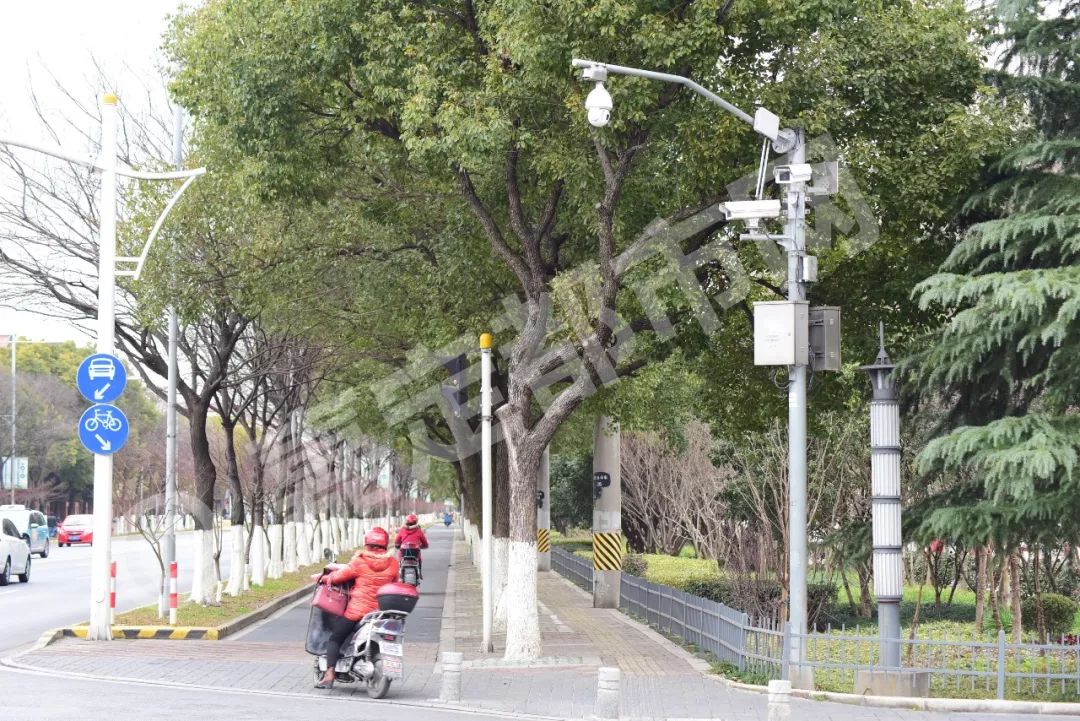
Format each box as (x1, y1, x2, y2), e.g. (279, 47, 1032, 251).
(78, 404, 129, 456)
(76, 353, 127, 404)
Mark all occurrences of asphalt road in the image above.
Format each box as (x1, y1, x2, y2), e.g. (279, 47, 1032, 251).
(238, 524, 452, 645)
(0, 531, 232, 655)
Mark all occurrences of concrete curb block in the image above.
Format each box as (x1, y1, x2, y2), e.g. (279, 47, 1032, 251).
(35, 583, 315, 649)
(703, 673, 1080, 716)
(437, 536, 459, 667)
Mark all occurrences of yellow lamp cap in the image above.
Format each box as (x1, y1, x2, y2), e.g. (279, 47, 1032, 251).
(479, 333, 493, 350)
(103, 93, 119, 106)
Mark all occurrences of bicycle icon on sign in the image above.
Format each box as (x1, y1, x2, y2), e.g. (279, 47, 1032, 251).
(84, 408, 122, 432)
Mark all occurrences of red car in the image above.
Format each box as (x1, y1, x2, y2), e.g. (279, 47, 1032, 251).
(57, 514, 94, 547)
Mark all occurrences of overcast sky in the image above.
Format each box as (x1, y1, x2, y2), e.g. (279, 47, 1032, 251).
(0, 0, 186, 343)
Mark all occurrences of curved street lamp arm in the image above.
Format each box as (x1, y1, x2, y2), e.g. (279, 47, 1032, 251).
(116, 171, 203, 281)
(116, 167, 207, 181)
(0, 136, 100, 170)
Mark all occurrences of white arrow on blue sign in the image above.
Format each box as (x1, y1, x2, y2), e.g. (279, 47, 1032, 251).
(78, 404, 129, 456)
(76, 353, 127, 404)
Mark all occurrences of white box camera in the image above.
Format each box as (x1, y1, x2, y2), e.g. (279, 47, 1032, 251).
(774, 163, 813, 185)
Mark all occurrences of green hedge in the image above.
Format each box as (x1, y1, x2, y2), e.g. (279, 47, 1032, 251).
(1021, 593, 1079, 638)
(682, 578, 835, 628)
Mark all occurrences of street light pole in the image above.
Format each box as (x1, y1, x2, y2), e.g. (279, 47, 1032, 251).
(570, 58, 811, 676)
(783, 131, 810, 675)
(0, 93, 206, 641)
(87, 94, 120, 640)
(161, 107, 183, 619)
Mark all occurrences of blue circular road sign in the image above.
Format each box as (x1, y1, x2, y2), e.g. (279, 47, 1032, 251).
(78, 404, 129, 456)
(76, 353, 127, 404)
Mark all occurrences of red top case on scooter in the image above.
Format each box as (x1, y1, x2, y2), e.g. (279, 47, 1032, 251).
(377, 582, 419, 614)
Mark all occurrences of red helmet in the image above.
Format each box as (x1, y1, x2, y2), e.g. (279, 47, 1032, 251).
(405, 514, 418, 527)
(364, 527, 389, 550)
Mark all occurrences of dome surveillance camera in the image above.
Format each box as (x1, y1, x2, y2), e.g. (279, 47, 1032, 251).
(585, 82, 612, 128)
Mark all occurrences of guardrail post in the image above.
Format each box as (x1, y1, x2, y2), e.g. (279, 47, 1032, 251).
(439, 651, 463, 703)
(997, 629, 1006, 700)
(736, 611, 748, 672)
(594, 666, 621, 720)
(767, 679, 792, 721)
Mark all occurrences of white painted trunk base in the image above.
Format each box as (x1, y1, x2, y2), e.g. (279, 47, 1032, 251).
(189, 530, 219, 605)
(469, 525, 482, 567)
(250, 525, 267, 586)
(492, 537, 510, 631)
(226, 525, 246, 596)
(283, 522, 299, 573)
(297, 520, 312, 567)
(503, 541, 542, 660)
(267, 524, 283, 579)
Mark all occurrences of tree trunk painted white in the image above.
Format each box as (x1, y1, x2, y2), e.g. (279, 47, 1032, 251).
(492, 537, 511, 631)
(503, 540, 542, 660)
(267, 523, 283, 579)
(284, 521, 299, 573)
(250, 525, 267, 586)
(226, 524, 246, 596)
(189, 530, 218, 605)
(470, 524, 482, 567)
(297, 518, 312, 567)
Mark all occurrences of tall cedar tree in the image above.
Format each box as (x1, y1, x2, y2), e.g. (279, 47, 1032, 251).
(905, 0, 1080, 548)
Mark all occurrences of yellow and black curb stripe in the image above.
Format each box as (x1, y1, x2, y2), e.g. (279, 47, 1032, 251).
(592, 532, 623, 571)
(63, 626, 220, 640)
(537, 528, 551, 553)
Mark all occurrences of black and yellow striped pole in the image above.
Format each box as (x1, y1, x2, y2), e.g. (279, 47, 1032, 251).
(537, 447, 551, 571)
(592, 416, 622, 608)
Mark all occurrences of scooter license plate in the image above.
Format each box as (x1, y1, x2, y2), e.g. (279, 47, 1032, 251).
(380, 641, 403, 657)
(382, 656, 403, 679)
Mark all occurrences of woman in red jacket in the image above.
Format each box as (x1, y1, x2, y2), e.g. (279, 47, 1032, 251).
(315, 527, 399, 689)
(394, 514, 429, 579)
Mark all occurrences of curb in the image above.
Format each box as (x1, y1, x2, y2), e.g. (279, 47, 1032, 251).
(38, 583, 314, 649)
(701, 656, 1080, 716)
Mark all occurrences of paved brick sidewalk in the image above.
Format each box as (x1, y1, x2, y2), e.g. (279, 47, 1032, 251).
(10, 533, 1080, 720)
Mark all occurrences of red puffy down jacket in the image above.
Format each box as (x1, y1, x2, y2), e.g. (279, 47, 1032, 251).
(327, 549, 400, 621)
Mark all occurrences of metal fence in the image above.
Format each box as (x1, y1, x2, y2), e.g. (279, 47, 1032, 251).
(552, 546, 593, 593)
(549, 547, 1080, 701)
(790, 628, 1080, 701)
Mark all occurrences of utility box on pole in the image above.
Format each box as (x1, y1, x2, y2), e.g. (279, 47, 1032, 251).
(808, 306, 842, 371)
(753, 301, 808, 366)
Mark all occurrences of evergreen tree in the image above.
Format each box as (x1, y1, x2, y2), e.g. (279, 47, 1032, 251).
(905, 0, 1080, 547)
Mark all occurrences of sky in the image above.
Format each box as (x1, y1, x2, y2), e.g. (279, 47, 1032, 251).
(0, 0, 186, 343)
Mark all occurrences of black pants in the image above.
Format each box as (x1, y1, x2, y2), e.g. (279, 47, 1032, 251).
(323, 611, 357, 667)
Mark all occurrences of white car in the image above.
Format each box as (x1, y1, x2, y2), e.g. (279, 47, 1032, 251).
(87, 357, 116, 380)
(0, 518, 31, 585)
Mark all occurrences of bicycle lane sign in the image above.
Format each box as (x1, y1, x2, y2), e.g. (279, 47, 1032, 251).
(78, 404, 129, 455)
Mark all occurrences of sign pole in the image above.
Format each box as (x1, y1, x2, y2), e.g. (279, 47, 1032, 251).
(87, 93, 119, 641)
(7, 334, 13, 505)
(480, 332, 494, 653)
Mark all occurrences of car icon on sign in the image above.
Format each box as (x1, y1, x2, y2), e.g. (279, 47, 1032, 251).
(87, 358, 116, 381)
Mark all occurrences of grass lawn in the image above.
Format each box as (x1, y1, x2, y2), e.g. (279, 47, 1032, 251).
(114, 558, 336, 628)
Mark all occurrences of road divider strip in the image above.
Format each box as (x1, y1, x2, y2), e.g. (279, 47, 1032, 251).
(45, 582, 314, 646)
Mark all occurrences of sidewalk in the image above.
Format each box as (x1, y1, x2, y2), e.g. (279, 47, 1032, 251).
(9, 533, 1080, 720)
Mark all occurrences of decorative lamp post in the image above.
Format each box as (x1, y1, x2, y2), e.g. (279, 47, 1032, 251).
(861, 323, 903, 668)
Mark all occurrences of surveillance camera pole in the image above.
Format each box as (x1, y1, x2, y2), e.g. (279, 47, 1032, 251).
(0, 94, 206, 641)
(570, 59, 810, 681)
